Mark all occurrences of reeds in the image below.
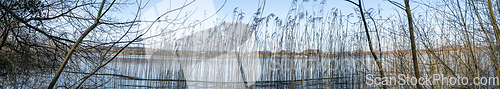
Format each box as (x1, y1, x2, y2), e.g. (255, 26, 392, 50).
(2, 0, 500, 88)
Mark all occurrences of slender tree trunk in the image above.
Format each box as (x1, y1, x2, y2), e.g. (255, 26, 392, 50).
(486, 0, 500, 85)
(353, 0, 386, 88)
(403, 0, 423, 89)
(48, 0, 108, 88)
(488, 0, 500, 52)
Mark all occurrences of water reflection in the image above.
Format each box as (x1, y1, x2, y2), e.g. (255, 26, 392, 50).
(104, 56, 369, 89)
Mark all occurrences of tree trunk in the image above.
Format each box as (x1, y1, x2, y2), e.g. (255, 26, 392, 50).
(404, 0, 423, 89)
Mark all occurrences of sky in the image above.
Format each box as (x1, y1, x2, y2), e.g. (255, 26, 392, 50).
(119, 0, 417, 25)
(211, 0, 401, 23)
(109, 0, 432, 52)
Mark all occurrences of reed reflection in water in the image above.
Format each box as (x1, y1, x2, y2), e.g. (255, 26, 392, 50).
(96, 55, 376, 89)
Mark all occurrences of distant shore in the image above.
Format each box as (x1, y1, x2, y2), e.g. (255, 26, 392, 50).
(109, 45, 492, 58)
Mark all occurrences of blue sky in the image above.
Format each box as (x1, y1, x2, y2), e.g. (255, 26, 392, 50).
(211, 0, 407, 22)
(110, 0, 433, 52)
(121, 0, 415, 23)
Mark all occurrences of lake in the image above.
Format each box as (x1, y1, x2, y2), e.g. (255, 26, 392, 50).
(66, 55, 377, 89)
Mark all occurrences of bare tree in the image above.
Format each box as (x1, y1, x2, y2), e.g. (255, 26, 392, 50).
(346, 0, 386, 89)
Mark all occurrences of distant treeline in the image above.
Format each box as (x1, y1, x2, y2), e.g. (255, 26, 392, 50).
(110, 45, 493, 58)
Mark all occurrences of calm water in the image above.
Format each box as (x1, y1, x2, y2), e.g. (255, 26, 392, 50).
(69, 55, 377, 89)
(56, 51, 499, 88)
